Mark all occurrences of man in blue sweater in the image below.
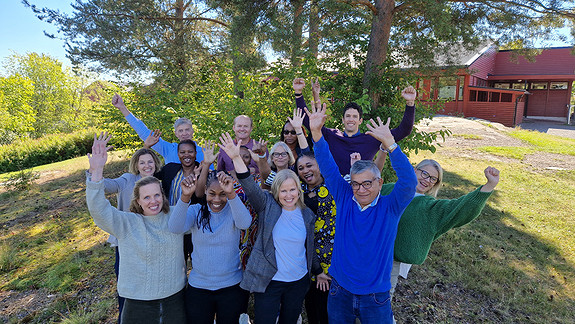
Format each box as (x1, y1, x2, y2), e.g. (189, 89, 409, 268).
(307, 103, 417, 323)
(112, 93, 204, 164)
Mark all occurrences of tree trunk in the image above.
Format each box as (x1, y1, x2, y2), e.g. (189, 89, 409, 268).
(290, 0, 306, 66)
(362, 0, 394, 109)
(172, 0, 187, 92)
(308, 0, 320, 58)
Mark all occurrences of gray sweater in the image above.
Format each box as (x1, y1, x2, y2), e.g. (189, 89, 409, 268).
(168, 197, 252, 290)
(102, 172, 142, 246)
(86, 179, 187, 300)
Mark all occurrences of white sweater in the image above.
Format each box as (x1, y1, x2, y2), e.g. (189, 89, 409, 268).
(86, 179, 187, 300)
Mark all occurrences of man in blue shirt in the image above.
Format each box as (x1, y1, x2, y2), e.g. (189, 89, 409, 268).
(112, 93, 204, 164)
(307, 103, 417, 323)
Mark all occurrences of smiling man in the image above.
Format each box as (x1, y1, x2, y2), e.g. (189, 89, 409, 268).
(307, 104, 417, 323)
(293, 78, 416, 175)
(112, 93, 204, 164)
(217, 115, 262, 173)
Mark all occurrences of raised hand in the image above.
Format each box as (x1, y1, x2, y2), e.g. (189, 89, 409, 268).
(366, 116, 395, 149)
(293, 78, 305, 93)
(304, 103, 328, 142)
(217, 171, 236, 198)
(251, 138, 268, 156)
(481, 166, 500, 192)
(288, 108, 305, 131)
(144, 129, 161, 149)
(112, 93, 130, 117)
(180, 174, 197, 202)
(87, 132, 112, 181)
(311, 77, 320, 95)
(203, 140, 218, 165)
(401, 86, 417, 106)
(218, 132, 241, 160)
(350, 152, 361, 166)
(316, 272, 331, 292)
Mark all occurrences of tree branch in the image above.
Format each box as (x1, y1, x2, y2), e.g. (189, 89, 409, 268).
(337, 0, 378, 15)
(95, 12, 229, 27)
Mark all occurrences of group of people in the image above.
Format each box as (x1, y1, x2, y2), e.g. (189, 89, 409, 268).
(85, 77, 500, 324)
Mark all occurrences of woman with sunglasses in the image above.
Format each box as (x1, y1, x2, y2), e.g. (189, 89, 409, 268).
(280, 108, 313, 160)
(377, 159, 500, 298)
(256, 109, 310, 190)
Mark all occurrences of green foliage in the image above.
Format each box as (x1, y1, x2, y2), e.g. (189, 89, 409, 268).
(0, 128, 95, 173)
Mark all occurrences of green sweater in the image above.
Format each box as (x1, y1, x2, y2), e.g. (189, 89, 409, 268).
(381, 183, 493, 265)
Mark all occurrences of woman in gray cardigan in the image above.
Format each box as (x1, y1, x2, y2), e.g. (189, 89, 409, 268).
(219, 132, 327, 324)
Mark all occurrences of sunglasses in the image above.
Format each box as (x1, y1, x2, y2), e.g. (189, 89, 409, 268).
(282, 130, 297, 135)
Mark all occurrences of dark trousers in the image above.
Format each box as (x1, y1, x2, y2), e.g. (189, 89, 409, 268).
(114, 247, 125, 324)
(254, 274, 310, 324)
(185, 283, 249, 324)
(120, 289, 186, 324)
(304, 281, 328, 324)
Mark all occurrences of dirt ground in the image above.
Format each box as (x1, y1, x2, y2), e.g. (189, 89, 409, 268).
(416, 116, 575, 170)
(1, 116, 574, 323)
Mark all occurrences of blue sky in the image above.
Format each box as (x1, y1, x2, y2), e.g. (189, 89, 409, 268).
(1, 0, 573, 74)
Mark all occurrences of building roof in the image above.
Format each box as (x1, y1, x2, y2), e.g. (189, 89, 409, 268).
(489, 47, 575, 80)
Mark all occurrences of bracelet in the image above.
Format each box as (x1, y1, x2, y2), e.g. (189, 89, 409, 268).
(294, 92, 303, 97)
(296, 132, 303, 136)
(380, 143, 398, 153)
(258, 153, 266, 159)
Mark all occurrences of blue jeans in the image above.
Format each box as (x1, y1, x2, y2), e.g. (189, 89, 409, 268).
(327, 278, 393, 324)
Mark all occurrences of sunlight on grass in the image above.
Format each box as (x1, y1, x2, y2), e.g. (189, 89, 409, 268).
(477, 146, 536, 159)
(511, 128, 575, 156)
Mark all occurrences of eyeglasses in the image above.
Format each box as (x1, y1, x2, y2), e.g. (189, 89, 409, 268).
(350, 178, 380, 191)
(417, 169, 438, 184)
(272, 152, 288, 158)
(282, 130, 297, 135)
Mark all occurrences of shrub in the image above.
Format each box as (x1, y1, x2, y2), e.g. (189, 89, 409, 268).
(0, 129, 95, 173)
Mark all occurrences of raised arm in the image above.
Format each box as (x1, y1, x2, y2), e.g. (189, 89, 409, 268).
(390, 86, 417, 142)
(112, 94, 130, 117)
(218, 172, 252, 229)
(288, 108, 309, 151)
(168, 174, 198, 234)
(311, 77, 322, 110)
(195, 140, 218, 198)
(143, 130, 161, 149)
(251, 138, 271, 184)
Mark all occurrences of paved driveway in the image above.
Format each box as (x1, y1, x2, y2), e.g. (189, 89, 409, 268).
(518, 117, 575, 139)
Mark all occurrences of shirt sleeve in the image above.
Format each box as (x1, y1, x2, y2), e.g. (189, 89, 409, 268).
(125, 113, 173, 159)
(237, 172, 271, 214)
(384, 146, 418, 216)
(390, 104, 415, 142)
(103, 173, 131, 194)
(313, 137, 353, 201)
(85, 179, 133, 239)
(168, 201, 201, 234)
(228, 196, 252, 230)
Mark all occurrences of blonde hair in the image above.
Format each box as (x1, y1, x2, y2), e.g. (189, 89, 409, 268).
(268, 141, 295, 169)
(415, 159, 443, 198)
(129, 176, 170, 214)
(270, 169, 305, 209)
(129, 148, 162, 175)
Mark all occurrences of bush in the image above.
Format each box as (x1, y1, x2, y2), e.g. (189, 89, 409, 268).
(0, 129, 95, 173)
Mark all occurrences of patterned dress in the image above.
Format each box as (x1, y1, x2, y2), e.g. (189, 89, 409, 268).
(234, 173, 262, 269)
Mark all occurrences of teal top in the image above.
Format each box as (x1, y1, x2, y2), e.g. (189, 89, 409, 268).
(381, 184, 493, 265)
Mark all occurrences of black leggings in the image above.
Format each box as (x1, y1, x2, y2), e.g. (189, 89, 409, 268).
(185, 283, 249, 324)
(120, 289, 186, 324)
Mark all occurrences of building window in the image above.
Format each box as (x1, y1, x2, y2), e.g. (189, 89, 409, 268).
(550, 82, 568, 90)
(530, 82, 548, 90)
(512, 83, 526, 90)
(494, 83, 510, 89)
(501, 93, 513, 102)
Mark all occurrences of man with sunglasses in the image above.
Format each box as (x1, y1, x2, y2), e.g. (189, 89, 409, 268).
(307, 103, 417, 324)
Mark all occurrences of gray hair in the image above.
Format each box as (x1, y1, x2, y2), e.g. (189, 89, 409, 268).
(174, 117, 193, 130)
(268, 141, 295, 169)
(350, 160, 381, 179)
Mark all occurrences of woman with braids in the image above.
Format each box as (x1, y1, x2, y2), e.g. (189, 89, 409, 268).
(86, 133, 192, 323)
(168, 169, 252, 324)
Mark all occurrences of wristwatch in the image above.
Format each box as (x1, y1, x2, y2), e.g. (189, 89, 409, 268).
(380, 143, 398, 153)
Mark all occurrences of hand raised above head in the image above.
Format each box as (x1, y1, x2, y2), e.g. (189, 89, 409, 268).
(366, 116, 395, 148)
(484, 166, 500, 185)
(144, 129, 161, 149)
(293, 78, 305, 93)
(180, 174, 197, 200)
(88, 132, 113, 176)
(251, 138, 268, 156)
(311, 77, 321, 94)
(218, 132, 241, 160)
(217, 171, 235, 195)
(288, 108, 305, 131)
(304, 102, 328, 133)
(112, 93, 125, 108)
(401, 86, 417, 104)
(203, 140, 218, 164)
(350, 152, 361, 166)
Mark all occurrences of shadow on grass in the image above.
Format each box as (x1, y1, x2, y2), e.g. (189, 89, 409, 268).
(394, 170, 575, 323)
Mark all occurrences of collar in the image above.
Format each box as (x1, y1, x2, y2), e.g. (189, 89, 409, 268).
(353, 193, 380, 212)
(343, 130, 361, 138)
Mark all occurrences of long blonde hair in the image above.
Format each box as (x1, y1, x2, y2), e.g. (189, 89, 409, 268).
(415, 159, 443, 198)
(129, 176, 170, 214)
(270, 169, 305, 209)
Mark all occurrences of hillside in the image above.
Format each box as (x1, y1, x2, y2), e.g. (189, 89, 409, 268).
(1, 116, 574, 323)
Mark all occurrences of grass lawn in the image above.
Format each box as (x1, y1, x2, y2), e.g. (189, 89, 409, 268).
(1, 129, 574, 323)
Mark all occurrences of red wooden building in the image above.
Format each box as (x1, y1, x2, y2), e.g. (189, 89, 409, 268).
(418, 45, 575, 127)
